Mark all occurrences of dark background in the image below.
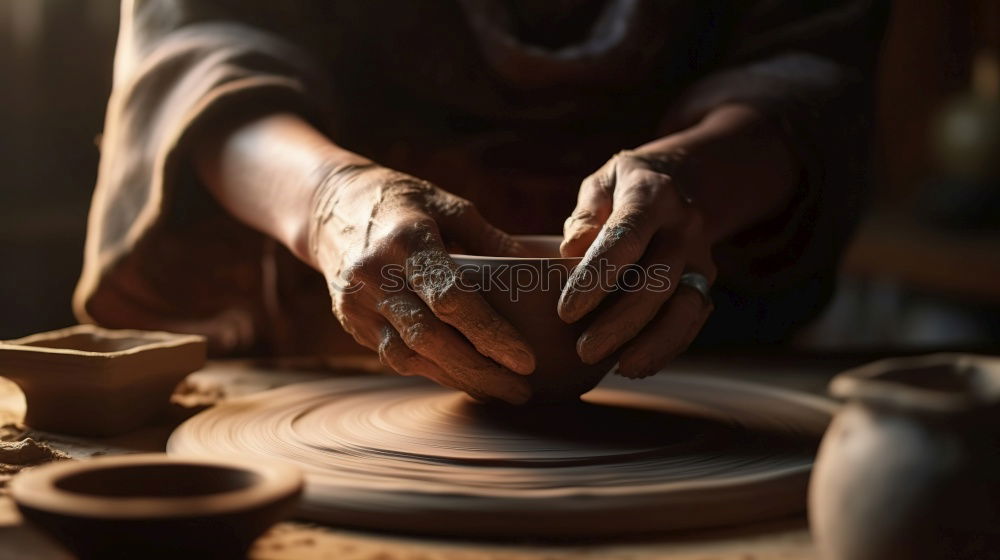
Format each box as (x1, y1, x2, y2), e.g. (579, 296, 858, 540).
(2, 0, 998, 348)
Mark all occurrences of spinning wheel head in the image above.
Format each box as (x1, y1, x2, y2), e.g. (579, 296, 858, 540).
(169, 373, 833, 538)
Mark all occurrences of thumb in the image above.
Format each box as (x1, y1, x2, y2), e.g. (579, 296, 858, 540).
(439, 202, 525, 257)
(561, 172, 613, 257)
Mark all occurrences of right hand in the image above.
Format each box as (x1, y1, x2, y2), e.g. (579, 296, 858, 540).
(309, 163, 536, 404)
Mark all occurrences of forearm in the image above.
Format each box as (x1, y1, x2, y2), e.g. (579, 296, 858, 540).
(193, 112, 370, 267)
(636, 104, 801, 244)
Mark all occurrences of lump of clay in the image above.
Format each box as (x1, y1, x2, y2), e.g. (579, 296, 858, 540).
(0, 438, 70, 476)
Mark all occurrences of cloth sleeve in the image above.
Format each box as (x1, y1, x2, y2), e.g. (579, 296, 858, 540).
(73, 0, 329, 353)
(667, 0, 890, 341)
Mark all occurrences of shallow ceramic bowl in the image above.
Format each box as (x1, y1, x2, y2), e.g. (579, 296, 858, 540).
(451, 235, 615, 403)
(0, 324, 206, 436)
(10, 453, 303, 559)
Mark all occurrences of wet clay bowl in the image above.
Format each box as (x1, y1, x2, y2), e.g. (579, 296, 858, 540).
(451, 235, 615, 403)
(10, 453, 303, 560)
(0, 325, 206, 436)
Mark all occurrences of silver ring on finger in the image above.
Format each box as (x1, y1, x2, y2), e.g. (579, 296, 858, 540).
(679, 272, 713, 307)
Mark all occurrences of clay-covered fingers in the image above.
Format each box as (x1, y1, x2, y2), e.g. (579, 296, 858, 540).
(404, 233, 535, 375)
(315, 168, 536, 401)
(375, 292, 531, 404)
(329, 288, 386, 351)
(574, 232, 684, 364)
(561, 168, 614, 258)
(376, 326, 448, 379)
(616, 280, 714, 379)
(377, 325, 514, 403)
(558, 169, 669, 324)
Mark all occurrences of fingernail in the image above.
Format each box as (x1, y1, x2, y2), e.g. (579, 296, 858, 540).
(488, 338, 534, 375)
(514, 348, 536, 375)
(500, 346, 535, 375)
(576, 333, 609, 365)
(558, 290, 581, 323)
(559, 234, 589, 258)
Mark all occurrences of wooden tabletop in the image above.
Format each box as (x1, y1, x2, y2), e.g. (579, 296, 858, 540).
(0, 355, 855, 560)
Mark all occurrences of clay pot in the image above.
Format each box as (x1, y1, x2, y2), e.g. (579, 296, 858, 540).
(451, 235, 615, 403)
(0, 325, 206, 436)
(810, 354, 1000, 560)
(10, 453, 303, 559)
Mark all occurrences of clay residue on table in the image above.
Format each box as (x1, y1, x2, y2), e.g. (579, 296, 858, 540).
(0, 438, 70, 475)
(0, 426, 71, 484)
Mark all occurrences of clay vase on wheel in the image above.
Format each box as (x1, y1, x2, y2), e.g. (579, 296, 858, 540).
(451, 235, 615, 403)
(810, 354, 1000, 560)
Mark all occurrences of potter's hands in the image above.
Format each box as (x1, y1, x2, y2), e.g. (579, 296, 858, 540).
(559, 151, 716, 378)
(310, 164, 536, 404)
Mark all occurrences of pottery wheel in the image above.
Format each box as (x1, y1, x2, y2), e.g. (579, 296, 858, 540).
(168, 373, 833, 538)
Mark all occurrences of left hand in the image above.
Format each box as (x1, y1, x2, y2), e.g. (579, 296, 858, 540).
(558, 150, 717, 378)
